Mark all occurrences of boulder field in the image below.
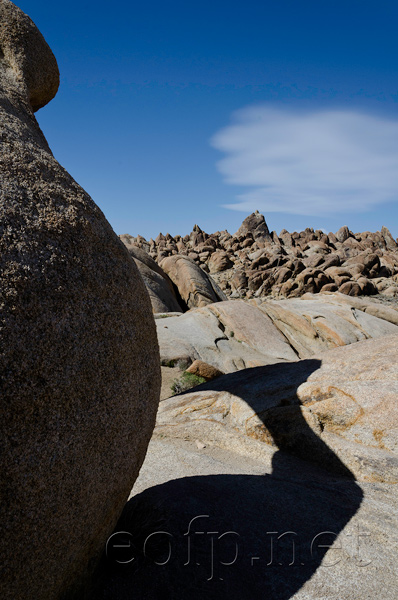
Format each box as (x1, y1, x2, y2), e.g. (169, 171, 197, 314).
(0, 2, 160, 598)
(121, 211, 398, 310)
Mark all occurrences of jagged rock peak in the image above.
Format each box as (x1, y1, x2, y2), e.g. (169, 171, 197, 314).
(234, 211, 271, 241)
(335, 225, 352, 243)
(155, 232, 166, 243)
(381, 226, 397, 250)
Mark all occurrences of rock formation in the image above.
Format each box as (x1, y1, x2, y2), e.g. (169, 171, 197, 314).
(2, 5, 397, 599)
(160, 254, 227, 308)
(121, 213, 398, 304)
(157, 333, 398, 483)
(0, 3, 160, 598)
(121, 236, 183, 313)
(156, 294, 398, 374)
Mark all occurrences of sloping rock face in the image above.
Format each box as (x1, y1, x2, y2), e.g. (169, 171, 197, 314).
(160, 254, 227, 308)
(257, 293, 398, 357)
(156, 296, 398, 375)
(157, 334, 398, 483)
(98, 434, 397, 599)
(121, 237, 183, 313)
(300, 290, 398, 326)
(156, 300, 298, 373)
(123, 212, 398, 300)
(0, 3, 160, 599)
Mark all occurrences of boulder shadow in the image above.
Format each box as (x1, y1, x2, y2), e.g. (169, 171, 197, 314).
(94, 359, 363, 599)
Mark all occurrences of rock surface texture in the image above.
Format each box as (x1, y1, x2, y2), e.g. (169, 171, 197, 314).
(121, 212, 398, 304)
(156, 295, 398, 377)
(0, 3, 160, 599)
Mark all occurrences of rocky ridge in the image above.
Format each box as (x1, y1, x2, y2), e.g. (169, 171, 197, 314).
(121, 211, 398, 308)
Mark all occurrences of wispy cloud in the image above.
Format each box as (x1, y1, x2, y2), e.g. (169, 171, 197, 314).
(211, 106, 398, 216)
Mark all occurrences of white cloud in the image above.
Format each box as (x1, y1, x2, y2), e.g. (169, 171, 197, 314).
(211, 106, 398, 216)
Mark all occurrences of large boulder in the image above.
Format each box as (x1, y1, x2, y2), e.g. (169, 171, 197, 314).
(160, 254, 227, 308)
(186, 359, 224, 381)
(0, 0, 59, 110)
(0, 3, 160, 599)
(335, 225, 351, 243)
(208, 250, 233, 273)
(120, 240, 183, 313)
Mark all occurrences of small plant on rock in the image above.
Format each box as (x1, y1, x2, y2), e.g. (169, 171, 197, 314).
(171, 372, 206, 396)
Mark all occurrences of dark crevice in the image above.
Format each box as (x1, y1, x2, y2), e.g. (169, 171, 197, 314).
(169, 279, 189, 313)
(214, 336, 228, 348)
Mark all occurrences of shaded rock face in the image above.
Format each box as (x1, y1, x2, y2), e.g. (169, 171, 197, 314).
(121, 238, 183, 313)
(96, 336, 397, 600)
(0, 3, 160, 599)
(99, 313, 398, 598)
(122, 213, 398, 301)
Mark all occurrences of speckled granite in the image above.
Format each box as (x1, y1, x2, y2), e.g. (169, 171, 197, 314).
(0, 2, 160, 598)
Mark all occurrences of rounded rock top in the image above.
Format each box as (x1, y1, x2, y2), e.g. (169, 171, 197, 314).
(0, 0, 59, 110)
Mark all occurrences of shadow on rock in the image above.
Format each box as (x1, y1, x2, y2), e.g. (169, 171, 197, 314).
(94, 359, 363, 599)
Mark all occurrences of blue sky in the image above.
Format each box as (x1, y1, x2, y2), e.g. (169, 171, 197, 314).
(17, 0, 398, 239)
